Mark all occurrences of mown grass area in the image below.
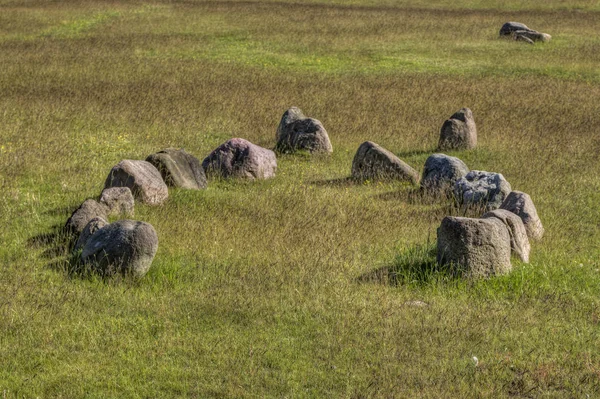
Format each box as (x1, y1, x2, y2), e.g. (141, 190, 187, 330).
(1, 0, 600, 397)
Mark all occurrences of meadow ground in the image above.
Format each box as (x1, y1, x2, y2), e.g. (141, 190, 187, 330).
(1, 0, 600, 397)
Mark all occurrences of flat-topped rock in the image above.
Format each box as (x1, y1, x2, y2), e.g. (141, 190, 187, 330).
(438, 108, 477, 151)
(81, 219, 158, 277)
(276, 107, 333, 154)
(483, 209, 530, 263)
(146, 148, 207, 190)
(421, 153, 469, 195)
(104, 160, 168, 206)
(500, 191, 544, 240)
(202, 138, 277, 180)
(437, 216, 512, 279)
(351, 141, 419, 184)
(453, 170, 511, 211)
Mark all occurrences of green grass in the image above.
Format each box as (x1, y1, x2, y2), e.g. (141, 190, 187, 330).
(1, 0, 600, 397)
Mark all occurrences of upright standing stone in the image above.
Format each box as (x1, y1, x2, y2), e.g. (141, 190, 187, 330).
(438, 108, 477, 150)
(351, 141, 419, 184)
(202, 138, 277, 180)
(81, 219, 158, 277)
(500, 191, 544, 240)
(453, 170, 511, 211)
(483, 209, 530, 263)
(104, 160, 168, 206)
(146, 148, 207, 190)
(437, 216, 512, 278)
(421, 153, 469, 195)
(276, 107, 333, 154)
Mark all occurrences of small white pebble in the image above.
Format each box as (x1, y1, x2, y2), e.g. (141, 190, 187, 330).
(472, 356, 478, 366)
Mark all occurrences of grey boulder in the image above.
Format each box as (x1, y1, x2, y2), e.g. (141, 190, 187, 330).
(202, 138, 277, 180)
(65, 199, 108, 235)
(483, 209, 530, 263)
(437, 216, 512, 279)
(74, 216, 108, 252)
(276, 107, 333, 154)
(146, 148, 207, 190)
(438, 108, 477, 151)
(99, 187, 134, 216)
(499, 22, 551, 43)
(421, 153, 469, 195)
(104, 160, 168, 206)
(81, 219, 158, 277)
(500, 191, 544, 240)
(351, 141, 419, 184)
(453, 170, 511, 211)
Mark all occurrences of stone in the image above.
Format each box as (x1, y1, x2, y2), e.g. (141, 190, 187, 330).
(99, 187, 134, 216)
(453, 170, 511, 211)
(351, 141, 419, 184)
(104, 160, 168, 206)
(421, 153, 469, 195)
(483, 209, 530, 263)
(202, 138, 277, 180)
(438, 108, 477, 150)
(499, 22, 551, 43)
(65, 199, 108, 235)
(514, 34, 534, 45)
(276, 107, 333, 154)
(81, 219, 158, 277)
(145, 148, 207, 190)
(73, 216, 108, 252)
(500, 191, 544, 240)
(437, 216, 512, 278)
(499, 21, 534, 36)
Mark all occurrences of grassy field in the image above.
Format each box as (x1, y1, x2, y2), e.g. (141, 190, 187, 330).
(1, 0, 600, 397)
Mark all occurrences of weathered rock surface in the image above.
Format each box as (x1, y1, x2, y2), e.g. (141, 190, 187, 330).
(104, 160, 168, 206)
(74, 216, 108, 252)
(437, 216, 512, 278)
(81, 219, 158, 277)
(499, 22, 551, 43)
(146, 148, 207, 190)
(421, 153, 469, 195)
(351, 141, 419, 183)
(99, 187, 134, 216)
(453, 170, 511, 211)
(483, 209, 530, 263)
(65, 199, 108, 235)
(276, 107, 333, 154)
(202, 138, 277, 180)
(438, 108, 477, 151)
(500, 191, 544, 240)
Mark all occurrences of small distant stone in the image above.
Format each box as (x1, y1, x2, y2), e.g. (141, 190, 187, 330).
(351, 141, 419, 184)
(65, 199, 108, 235)
(421, 153, 469, 196)
(453, 170, 511, 211)
(500, 22, 551, 43)
(404, 300, 428, 308)
(276, 107, 333, 154)
(438, 108, 477, 151)
(81, 219, 158, 277)
(99, 187, 134, 216)
(73, 216, 108, 252)
(146, 148, 207, 190)
(483, 209, 530, 263)
(500, 191, 544, 240)
(104, 160, 168, 206)
(437, 216, 512, 279)
(202, 138, 277, 180)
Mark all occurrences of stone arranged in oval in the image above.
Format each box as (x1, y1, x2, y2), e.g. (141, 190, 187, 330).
(65, 199, 108, 235)
(104, 160, 169, 206)
(100, 186, 135, 216)
(453, 170, 511, 211)
(500, 191, 544, 240)
(276, 107, 333, 154)
(146, 148, 207, 190)
(81, 219, 158, 278)
(202, 138, 277, 180)
(438, 108, 477, 151)
(421, 153, 469, 195)
(351, 141, 419, 184)
(74, 216, 108, 252)
(437, 216, 512, 279)
(483, 209, 530, 263)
